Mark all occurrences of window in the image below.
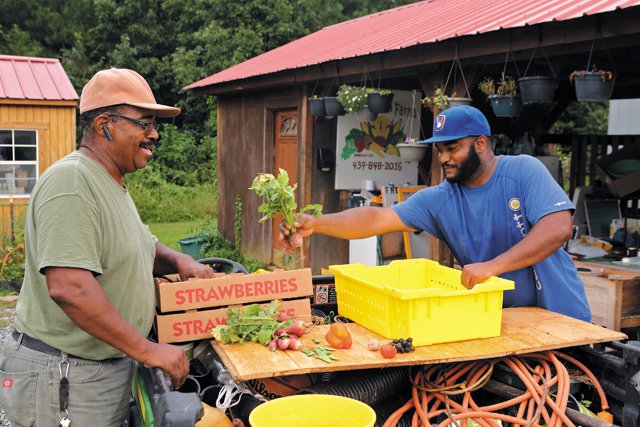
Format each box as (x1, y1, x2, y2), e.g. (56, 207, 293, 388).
(0, 129, 38, 197)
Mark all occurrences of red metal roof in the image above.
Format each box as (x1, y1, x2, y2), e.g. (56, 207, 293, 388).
(0, 54, 78, 101)
(186, 0, 640, 90)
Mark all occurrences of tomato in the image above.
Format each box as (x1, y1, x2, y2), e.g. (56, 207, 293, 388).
(380, 344, 397, 359)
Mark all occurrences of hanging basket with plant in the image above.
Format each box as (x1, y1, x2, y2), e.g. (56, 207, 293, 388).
(569, 38, 617, 103)
(309, 96, 326, 116)
(478, 74, 522, 118)
(421, 55, 472, 111)
(367, 89, 394, 114)
(336, 84, 370, 113)
(570, 68, 615, 102)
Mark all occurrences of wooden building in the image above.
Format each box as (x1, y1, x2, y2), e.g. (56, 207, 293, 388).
(0, 54, 79, 239)
(186, 1, 640, 273)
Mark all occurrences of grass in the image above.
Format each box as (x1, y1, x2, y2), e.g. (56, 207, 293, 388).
(147, 219, 212, 252)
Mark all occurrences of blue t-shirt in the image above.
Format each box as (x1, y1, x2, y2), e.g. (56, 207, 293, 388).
(393, 155, 591, 321)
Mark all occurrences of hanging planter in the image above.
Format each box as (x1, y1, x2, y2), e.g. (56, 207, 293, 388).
(309, 97, 326, 116)
(324, 96, 346, 116)
(422, 55, 473, 112)
(488, 95, 523, 117)
(367, 91, 394, 114)
(396, 143, 428, 162)
(517, 47, 558, 105)
(570, 69, 615, 102)
(478, 74, 522, 117)
(518, 76, 557, 105)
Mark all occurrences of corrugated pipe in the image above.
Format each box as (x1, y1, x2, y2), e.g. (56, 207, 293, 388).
(296, 367, 412, 407)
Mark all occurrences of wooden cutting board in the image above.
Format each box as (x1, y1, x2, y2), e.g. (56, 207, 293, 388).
(211, 307, 626, 382)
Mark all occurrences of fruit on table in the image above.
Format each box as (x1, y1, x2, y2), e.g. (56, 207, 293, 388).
(367, 339, 380, 351)
(380, 344, 397, 359)
(325, 323, 353, 349)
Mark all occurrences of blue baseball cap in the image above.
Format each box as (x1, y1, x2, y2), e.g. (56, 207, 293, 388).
(421, 105, 491, 143)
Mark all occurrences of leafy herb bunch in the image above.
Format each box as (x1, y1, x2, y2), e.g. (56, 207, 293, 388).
(211, 300, 291, 345)
(250, 168, 323, 233)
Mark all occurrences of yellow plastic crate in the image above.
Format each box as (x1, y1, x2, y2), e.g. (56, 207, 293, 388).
(328, 259, 515, 346)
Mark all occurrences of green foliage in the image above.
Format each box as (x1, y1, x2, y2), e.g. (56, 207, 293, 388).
(211, 300, 291, 345)
(250, 169, 323, 233)
(0, 227, 25, 282)
(234, 195, 243, 252)
(336, 84, 371, 112)
(553, 102, 609, 135)
(478, 77, 496, 96)
(421, 87, 450, 110)
(197, 225, 266, 273)
(126, 168, 215, 223)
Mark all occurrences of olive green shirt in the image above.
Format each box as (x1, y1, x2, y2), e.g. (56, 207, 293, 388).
(15, 151, 157, 360)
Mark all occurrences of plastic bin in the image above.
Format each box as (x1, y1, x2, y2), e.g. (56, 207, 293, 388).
(177, 234, 209, 259)
(328, 259, 514, 346)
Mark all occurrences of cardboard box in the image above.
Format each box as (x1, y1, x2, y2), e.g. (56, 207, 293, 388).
(595, 144, 640, 197)
(155, 268, 313, 313)
(155, 297, 311, 343)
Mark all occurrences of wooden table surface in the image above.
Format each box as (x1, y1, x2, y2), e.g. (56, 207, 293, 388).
(211, 307, 627, 382)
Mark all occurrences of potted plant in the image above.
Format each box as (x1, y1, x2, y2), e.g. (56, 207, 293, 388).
(367, 89, 394, 114)
(308, 95, 326, 116)
(570, 66, 615, 102)
(336, 84, 369, 113)
(422, 87, 472, 111)
(478, 74, 523, 117)
(396, 137, 428, 162)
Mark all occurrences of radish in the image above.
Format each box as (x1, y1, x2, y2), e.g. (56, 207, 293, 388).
(277, 312, 288, 322)
(288, 339, 303, 351)
(277, 338, 291, 350)
(278, 321, 306, 337)
(268, 338, 277, 351)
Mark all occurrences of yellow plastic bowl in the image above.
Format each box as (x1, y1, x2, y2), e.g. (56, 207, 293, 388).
(249, 394, 376, 427)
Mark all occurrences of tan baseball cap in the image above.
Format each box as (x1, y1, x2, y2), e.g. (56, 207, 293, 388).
(79, 68, 180, 118)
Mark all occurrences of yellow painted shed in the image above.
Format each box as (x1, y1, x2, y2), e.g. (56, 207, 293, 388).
(0, 54, 78, 238)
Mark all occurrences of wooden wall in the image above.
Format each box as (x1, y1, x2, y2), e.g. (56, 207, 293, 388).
(0, 101, 77, 239)
(217, 88, 349, 272)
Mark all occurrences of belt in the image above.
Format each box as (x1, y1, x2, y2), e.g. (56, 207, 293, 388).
(12, 330, 65, 356)
(12, 330, 124, 363)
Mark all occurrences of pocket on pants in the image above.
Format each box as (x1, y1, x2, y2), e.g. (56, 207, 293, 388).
(0, 368, 37, 426)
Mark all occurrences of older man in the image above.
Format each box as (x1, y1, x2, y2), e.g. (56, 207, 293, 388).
(0, 68, 214, 426)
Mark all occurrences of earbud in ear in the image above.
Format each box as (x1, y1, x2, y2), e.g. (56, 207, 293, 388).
(102, 124, 113, 142)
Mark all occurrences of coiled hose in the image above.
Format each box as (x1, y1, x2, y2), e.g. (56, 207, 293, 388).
(383, 350, 613, 427)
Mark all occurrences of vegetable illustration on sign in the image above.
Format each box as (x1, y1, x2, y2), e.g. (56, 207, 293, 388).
(341, 115, 406, 160)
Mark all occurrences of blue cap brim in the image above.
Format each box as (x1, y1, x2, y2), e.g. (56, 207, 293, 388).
(420, 134, 469, 144)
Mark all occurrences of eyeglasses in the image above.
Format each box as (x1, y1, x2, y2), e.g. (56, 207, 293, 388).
(107, 113, 160, 136)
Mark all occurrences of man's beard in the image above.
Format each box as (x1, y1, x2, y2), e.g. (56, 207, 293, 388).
(445, 144, 481, 184)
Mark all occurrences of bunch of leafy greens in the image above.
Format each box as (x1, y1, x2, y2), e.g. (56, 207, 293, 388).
(211, 300, 291, 345)
(250, 169, 323, 233)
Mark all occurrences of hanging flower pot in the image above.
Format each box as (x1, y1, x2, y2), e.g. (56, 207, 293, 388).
(396, 143, 428, 162)
(324, 96, 346, 116)
(447, 97, 473, 108)
(570, 70, 615, 102)
(517, 76, 557, 105)
(488, 95, 523, 117)
(367, 91, 394, 114)
(309, 97, 326, 116)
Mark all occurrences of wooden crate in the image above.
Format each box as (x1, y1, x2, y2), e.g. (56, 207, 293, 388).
(576, 261, 640, 330)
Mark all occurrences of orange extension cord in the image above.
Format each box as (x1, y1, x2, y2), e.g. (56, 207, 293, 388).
(383, 351, 614, 427)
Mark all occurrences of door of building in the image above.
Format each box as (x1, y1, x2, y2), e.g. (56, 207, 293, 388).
(272, 110, 299, 253)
